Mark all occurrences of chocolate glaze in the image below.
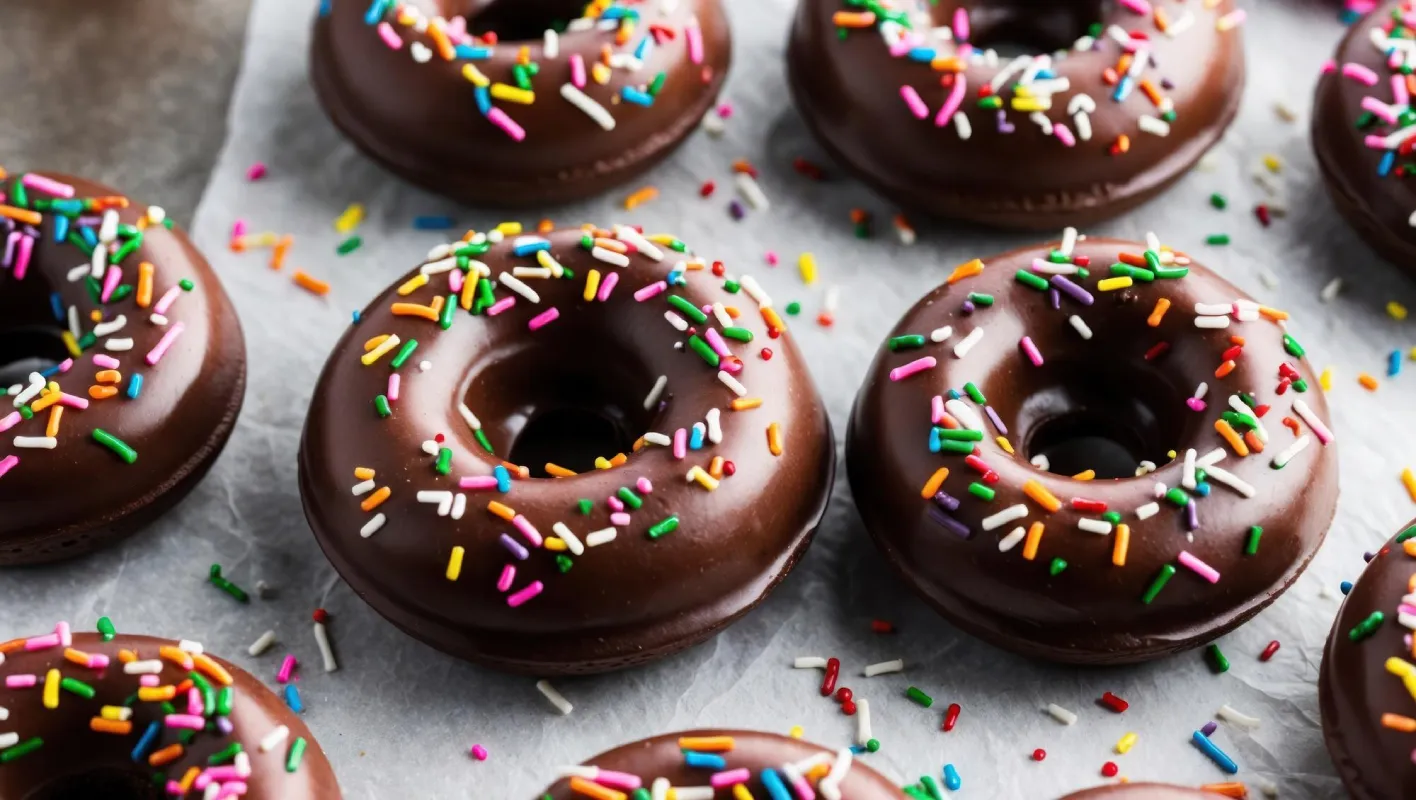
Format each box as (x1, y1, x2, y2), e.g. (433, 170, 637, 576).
(0, 173, 246, 565)
(1319, 522, 1416, 799)
(1059, 785, 1223, 800)
(298, 227, 834, 675)
(0, 632, 340, 799)
(787, 0, 1245, 228)
(310, 0, 731, 207)
(536, 729, 903, 799)
(1312, 1, 1416, 268)
(847, 238, 1338, 664)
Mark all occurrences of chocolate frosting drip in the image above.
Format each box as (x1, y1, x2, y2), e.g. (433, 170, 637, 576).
(787, 0, 1245, 228)
(1320, 523, 1416, 799)
(0, 173, 246, 565)
(310, 0, 731, 207)
(298, 227, 834, 674)
(535, 729, 903, 799)
(847, 238, 1338, 663)
(0, 632, 340, 799)
(1060, 785, 1223, 800)
(1312, 1, 1416, 267)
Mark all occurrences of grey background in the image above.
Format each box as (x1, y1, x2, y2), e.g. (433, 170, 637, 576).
(4, 1, 1405, 797)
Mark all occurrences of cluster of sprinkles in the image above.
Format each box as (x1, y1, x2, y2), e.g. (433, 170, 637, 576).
(840, 0, 1243, 151)
(884, 226, 1335, 601)
(1345, 525, 1416, 770)
(1325, 0, 1416, 229)
(0, 171, 200, 480)
(343, 0, 711, 142)
(348, 222, 791, 612)
(0, 620, 311, 796)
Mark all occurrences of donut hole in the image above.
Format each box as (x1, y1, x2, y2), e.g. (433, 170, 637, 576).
(944, 1, 1107, 56)
(459, 0, 589, 41)
(1006, 360, 1187, 480)
(26, 766, 162, 800)
(0, 325, 70, 389)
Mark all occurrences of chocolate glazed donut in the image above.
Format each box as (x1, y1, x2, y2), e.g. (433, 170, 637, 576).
(0, 629, 340, 799)
(310, 0, 731, 207)
(1059, 785, 1224, 800)
(1312, 1, 1416, 268)
(1319, 522, 1416, 799)
(847, 236, 1338, 664)
(298, 225, 834, 674)
(535, 730, 903, 799)
(787, 0, 1245, 228)
(0, 172, 245, 565)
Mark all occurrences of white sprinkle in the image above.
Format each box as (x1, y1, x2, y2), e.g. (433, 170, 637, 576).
(982, 503, 1028, 531)
(643, 375, 668, 410)
(929, 326, 952, 343)
(177, 639, 203, 655)
(856, 698, 872, 745)
(123, 659, 164, 675)
(1069, 315, 1093, 339)
(1217, 704, 1261, 729)
(718, 371, 747, 397)
(360, 513, 386, 538)
(1030, 111, 1054, 134)
(863, 659, 904, 677)
(664, 310, 689, 331)
(740, 275, 773, 308)
(93, 314, 127, 338)
(150, 314, 169, 327)
(459, 403, 482, 431)
(585, 528, 617, 547)
(420, 256, 457, 276)
(417, 490, 454, 517)
(1135, 502, 1160, 520)
(99, 210, 119, 244)
(1293, 399, 1335, 444)
(736, 172, 770, 210)
(0, 707, 8, 721)
(13, 436, 56, 449)
(1078, 518, 1113, 535)
(1046, 703, 1078, 725)
(711, 302, 733, 328)
(999, 526, 1027, 552)
(543, 28, 559, 58)
(552, 522, 585, 556)
(706, 408, 722, 444)
(1196, 447, 1226, 468)
(613, 225, 663, 262)
(1195, 315, 1230, 329)
(1270, 435, 1312, 469)
(351, 479, 376, 496)
(0, 733, 19, 750)
(1060, 227, 1078, 257)
(421, 440, 440, 456)
(557, 766, 599, 780)
(314, 622, 338, 673)
(511, 267, 553, 280)
(1074, 111, 1093, 141)
(643, 432, 672, 447)
(793, 656, 828, 669)
(1259, 269, 1279, 289)
(1320, 277, 1343, 302)
(954, 111, 973, 139)
(944, 399, 984, 432)
(591, 247, 630, 267)
(1138, 115, 1170, 136)
(498, 272, 540, 304)
(819, 749, 853, 800)
(259, 725, 290, 753)
(1182, 449, 1198, 490)
(1145, 232, 1162, 253)
(1204, 465, 1256, 498)
(247, 631, 277, 657)
(12, 374, 43, 407)
(536, 680, 573, 715)
(90, 245, 106, 279)
(104, 338, 135, 351)
(451, 493, 467, 520)
(954, 327, 985, 358)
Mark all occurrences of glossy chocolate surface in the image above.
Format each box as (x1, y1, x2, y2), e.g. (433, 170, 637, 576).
(536, 730, 903, 799)
(847, 238, 1338, 663)
(0, 632, 340, 799)
(1319, 523, 1416, 799)
(1312, 1, 1416, 267)
(0, 173, 245, 565)
(310, 0, 731, 207)
(787, 0, 1245, 228)
(299, 227, 834, 674)
(1060, 784, 1223, 800)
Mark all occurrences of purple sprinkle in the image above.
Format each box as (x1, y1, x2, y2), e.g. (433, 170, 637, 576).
(1185, 500, 1199, 531)
(1363, 551, 1375, 562)
(933, 491, 961, 512)
(928, 506, 974, 539)
(499, 533, 529, 561)
(1, 233, 17, 267)
(961, 300, 976, 314)
(215, 716, 234, 735)
(1200, 721, 1217, 737)
(1050, 275, 1094, 306)
(984, 406, 1008, 435)
(728, 200, 745, 220)
(1161, 77, 1175, 90)
(1048, 288, 1061, 310)
(996, 110, 1015, 134)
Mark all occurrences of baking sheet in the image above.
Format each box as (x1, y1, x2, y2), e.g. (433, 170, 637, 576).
(7, 0, 1410, 796)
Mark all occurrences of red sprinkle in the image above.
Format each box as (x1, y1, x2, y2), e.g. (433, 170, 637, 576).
(1070, 498, 1107, 513)
(792, 157, 826, 181)
(1099, 691, 1129, 713)
(312, 609, 329, 624)
(871, 620, 896, 634)
(1260, 640, 1280, 662)
(711, 260, 725, 277)
(1073, 255, 1091, 267)
(821, 657, 840, 697)
(964, 454, 991, 474)
(760, 348, 773, 361)
(722, 460, 736, 477)
(1032, 749, 1046, 762)
(700, 181, 716, 198)
(943, 703, 961, 732)
(1254, 404, 1270, 418)
(1144, 342, 1171, 361)
(1101, 762, 1119, 778)
(1255, 204, 1271, 228)
(1221, 345, 1243, 362)
(1282, 417, 1300, 435)
(841, 701, 856, 716)
(835, 687, 853, 704)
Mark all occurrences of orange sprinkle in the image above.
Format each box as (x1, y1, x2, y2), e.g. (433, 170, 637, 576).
(731, 397, 763, 411)
(708, 456, 725, 479)
(537, 219, 555, 234)
(1139, 79, 1164, 106)
(44, 406, 62, 438)
(932, 56, 966, 72)
(1117, 53, 1133, 74)
(460, 272, 477, 310)
(192, 654, 233, 686)
(1154, 6, 1171, 31)
(270, 235, 294, 270)
(1199, 784, 1247, 799)
(832, 10, 876, 26)
(0, 205, 42, 226)
(1215, 419, 1249, 456)
(767, 423, 783, 456)
(293, 271, 330, 296)
(762, 307, 787, 333)
(1112, 134, 1131, 154)
(487, 501, 516, 521)
(1118, 252, 1147, 267)
(1385, 713, 1416, 733)
(1243, 431, 1265, 454)
(1404, 539, 1416, 558)
(677, 736, 737, 751)
(359, 486, 391, 512)
(1113, 524, 1130, 567)
(90, 717, 133, 735)
(160, 646, 194, 670)
(138, 686, 177, 702)
(117, 649, 137, 663)
(1258, 306, 1289, 322)
(1359, 373, 1379, 391)
(1147, 298, 1171, 327)
(63, 648, 92, 667)
(95, 369, 122, 384)
(148, 743, 185, 768)
(1102, 66, 1120, 86)
(946, 258, 984, 284)
(568, 778, 626, 800)
(623, 186, 659, 210)
(354, 467, 375, 481)
(391, 302, 438, 321)
(500, 462, 530, 480)
(921, 468, 950, 499)
(0, 639, 24, 656)
(179, 767, 202, 792)
(610, 453, 628, 467)
(1214, 360, 1236, 378)
(363, 334, 390, 352)
(545, 463, 577, 478)
(29, 390, 60, 414)
(1022, 480, 1062, 512)
(427, 23, 455, 61)
(1022, 522, 1045, 561)
(935, 412, 961, 430)
(1072, 469, 1096, 481)
(593, 237, 628, 254)
(137, 262, 155, 308)
(1401, 468, 1416, 502)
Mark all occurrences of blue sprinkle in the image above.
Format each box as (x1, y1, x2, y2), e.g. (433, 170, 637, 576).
(1380, 150, 1396, 177)
(601, 7, 639, 21)
(39, 364, 63, 379)
(53, 214, 69, 244)
(1341, 580, 1354, 595)
(351, 310, 362, 323)
(131, 720, 161, 762)
(667, 270, 686, 286)
(320, 0, 331, 15)
(50, 292, 63, 322)
(1194, 482, 1212, 497)
(682, 751, 726, 770)
(689, 423, 705, 450)
(1190, 731, 1238, 774)
(512, 238, 551, 257)
(52, 199, 84, 215)
(413, 215, 455, 230)
(79, 225, 98, 249)
(494, 465, 511, 493)
(634, 35, 654, 62)
(126, 374, 143, 400)
(1390, 350, 1403, 377)
(455, 45, 492, 60)
(946, 389, 962, 401)
(760, 768, 792, 800)
(621, 87, 654, 107)
(284, 684, 304, 713)
(929, 427, 942, 453)
(364, 0, 390, 25)
(849, 745, 867, 754)
(907, 47, 936, 62)
(1113, 76, 1135, 102)
(943, 763, 962, 791)
(475, 85, 492, 115)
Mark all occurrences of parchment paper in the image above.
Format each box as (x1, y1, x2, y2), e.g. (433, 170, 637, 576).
(8, 0, 1409, 797)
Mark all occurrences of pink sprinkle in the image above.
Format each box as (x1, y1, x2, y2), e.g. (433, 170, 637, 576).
(766, 251, 778, 266)
(14, 234, 33, 280)
(197, 767, 243, 786)
(597, 271, 620, 301)
(54, 621, 71, 647)
(0, 415, 19, 435)
(1396, 74, 1411, 108)
(246, 163, 267, 181)
(953, 7, 970, 41)
(1320, 59, 1336, 75)
(570, 53, 587, 88)
(1020, 336, 1044, 366)
(377, 21, 403, 49)
(711, 768, 751, 788)
(56, 393, 90, 410)
(1054, 122, 1076, 148)
(1118, 0, 1151, 14)
(687, 21, 704, 64)
(596, 770, 642, 790)
(720, 357, 743, 375)
(145, 321, 186, 366)
(101, 265, 123, 303)
(716, 102, 733, 118)
(528, 307, 559, 330)
(497, 565, 516, 592)
(673, 428, 687, 459)
(231, 219, 247, 240)
(449, 269, 464, 293)
(5, 675, 37, 688)
(636, 477, 653, 494)
(214, 782, 248, 799)
(1186, 397, 1208, 412)
(889, 356, 936, 382)
(607, 496, 625, 513)
(459, 476, 499, 491)
(487, 107, 526, 142)
(507, 580, 544, 607)
(166, 781, 184, 795)
(387, 373, 400, 402)
(931, 395, 946, 424)
(1177, 550, 1220, 584)
(85, 654, 110, 669)
(140, 674, 160, 687)
(93, 354, 121, 369)
(512, 514, 543, 547)
(610, 512, 631, 526)
(153, 285, 183, 315)
(1361, 95, 1398, 124)
(188, 688, 205, 716)
(56, 358, 73, 374)
(277, 655, 297, 684)
(704, 328, 732, 358)
(900, 85, 929, 120)
(22, 173, 75, 198)
(24, 633, 60, 652)
(470, 744, 489, 761)
(166, 714, 206, 730)
(487, 296, 517, 316)
(935, 75, 967, 128)
(634, 281, 667, 302)
(1342, 62, 1379, 86)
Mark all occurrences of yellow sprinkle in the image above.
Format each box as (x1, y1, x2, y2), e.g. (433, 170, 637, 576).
(1389, 657, 1416, 677)
(799, 252, 818, 285)
(623, 186, 659, 210)
(1405, 673, 1416, 704)
(1113, 524, 1130, 567)
(594, 456, 613, 470)
(731, 397, 763, 411)
(995, 436, 1014, 455)
(496, 222, 522, 236)
(591, 62, 611, 84)
(1115, 732, 1138, 754)
(397, 273, 429, 296)
(42, 668, 60, 709)
(536, 249, 563, 277)
(100, 705, 130, 721)
(360, 335, 401, 366)
(544, 537, 567, 552)
(789, 726, 804, 739)
(489, 83, 534, 104)
(733, 785, 755, 800)
(1072, 469, 1096, 481)
(1011, 97, 1051, 112)
(61, 330, 82, 358)
(1097, 277, 1133, 292)
(1389, 301, 1408, 320)
(584, 269, 601, 302)
(446, 546, 465, 581)
(1262, 154, 1281, 173)
(688, 465, 720, 491)
(334, 203, 364, 234)
(1319, 367, 1333, 391)
(461, 64, 490, 87)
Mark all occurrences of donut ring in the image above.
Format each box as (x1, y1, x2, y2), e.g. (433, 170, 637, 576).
(1319, 521, 1416, 799)
(310, 0, 731, 207)
(1059, 785, 1226, 800)
(847, 235, 1338, 663)
(0, 172, 246, 565)
(535, 729, 904, 798)
(298, 224, 834, 674)
(787, 0, 1245, 228)
(1312, 0, 1416, 268)
(0, 625, 340, 799)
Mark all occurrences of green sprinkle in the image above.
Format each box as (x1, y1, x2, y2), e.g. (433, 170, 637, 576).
(1049, 557, 1068, 576)
(936, 439, 975, 455)
(1165, 487, 1189, 507)
(555, 554, 574, 573)
(785, 301, 802, 316)
(1398, 525, 1416, 544)
(1282, 334, 1305, 358)
(1206, 644, 1230, 673)
(0, 737, 43, 764)
(1292, 378, 1309, 393)
(1210, 193, 1228, 210)
(439, 294, 457, 330)
(631, 791, 652, 800)
(1110, 264, 1154, 282)
(97, 617, 117, 642)
(722, 279, 740, 293)
(1245, 526, 1263, 555)
(888, 334, 927, 351)
(866, 738, 881, 752)
(474, 429, 493, 454)
(647, 515, 680, 539)
(1349, 611, 1385, 642)
(92, 429, 137, 463)
(60, 677, 95, 699)
(721, 326, 754, 342)
(905, 686, 933, 707)
(390, 339, 418, 369)
(1205, 234, 1230, 246)
(111, 236, 142, 265)
(966, 292, 994, 306)
(337, 236, 362, 255)
(1101, 511, 1122, 524)
(1153, 266, 1189, 279)
(286, 737, 308, 773)
(967, 482, 995, 501)
(208, 564, 249, 604)
(577, 499, 593, 515)
(936, 428, 983, 441)
(1141, 564, 1177, 604)
(374, 394, 392, 418)
(648, 71, 667, 96)
(1014, 270, 1050, 291)
(617, 487, 643, 510)
(10, 179, 28, 208)
(667, 295, 707, 324)
(208, 742, 242, 765)
(77, 331, 97, 351)
(67, 230, 93, 256)
(435, 447, 453, 476)
(179, 729, 197, 745)
(179, 278, 195, 291)
(688, 335, 720, 367)
(19, 406, 32, 420)
(920, 776, 945, 800)
(963, 382, 986, 404)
